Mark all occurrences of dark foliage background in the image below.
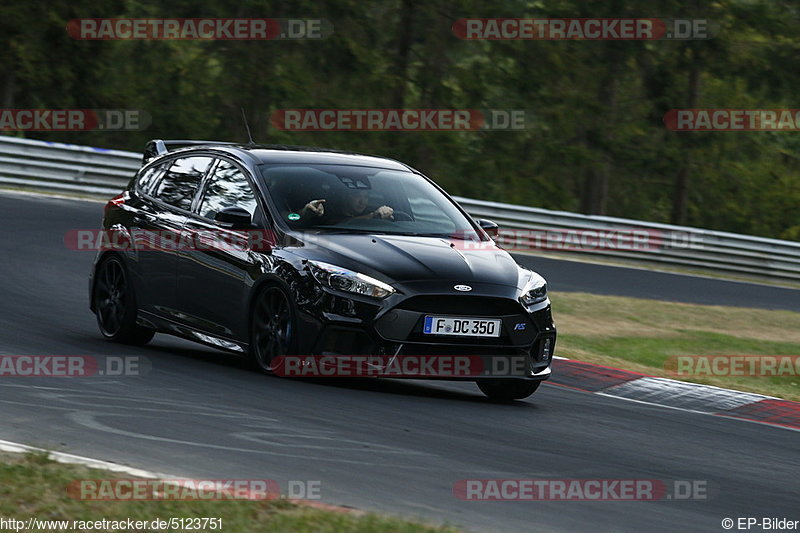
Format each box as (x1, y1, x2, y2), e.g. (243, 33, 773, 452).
(2, 0, 799, 240)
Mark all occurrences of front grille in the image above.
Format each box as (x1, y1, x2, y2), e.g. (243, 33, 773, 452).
(397, 296, 522, 315)
(375, 296, 540, 346)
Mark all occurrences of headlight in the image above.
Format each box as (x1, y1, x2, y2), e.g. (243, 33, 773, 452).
(520, 273, 548, 306)
(307, 260, 395, 299)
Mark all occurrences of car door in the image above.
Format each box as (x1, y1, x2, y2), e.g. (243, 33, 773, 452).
(175, 158, 268, 342)
(134, 155, 214, 320)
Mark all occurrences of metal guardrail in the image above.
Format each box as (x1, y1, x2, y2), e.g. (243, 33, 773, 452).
(1, 135, 798, 281)
(455, 197, 800, 281)
(0, 136, 140, 195)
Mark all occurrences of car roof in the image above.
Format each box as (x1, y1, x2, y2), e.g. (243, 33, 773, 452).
(153, 142, 414, 172)
(250, 148, 412, 170)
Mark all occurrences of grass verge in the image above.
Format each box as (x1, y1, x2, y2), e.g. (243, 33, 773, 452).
(0, 452, 458, 533)
(551, 291, 800, 401)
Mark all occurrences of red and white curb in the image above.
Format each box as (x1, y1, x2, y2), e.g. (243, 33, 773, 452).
(548, 357, 800, 431)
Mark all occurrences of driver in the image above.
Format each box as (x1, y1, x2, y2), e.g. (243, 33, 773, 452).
(299, 189, 393, 223)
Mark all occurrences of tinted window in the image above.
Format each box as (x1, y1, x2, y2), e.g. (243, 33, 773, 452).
(154, 156, 213, 210)
(198, 160, 257, 220)
(137, 163, 164, 195)
(259, 164, 481, 240)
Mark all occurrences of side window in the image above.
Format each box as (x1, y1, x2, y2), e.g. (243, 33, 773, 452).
(137, 163, 164, 195)
(153, 156, 213, 210)
(198, 160, 258, 220)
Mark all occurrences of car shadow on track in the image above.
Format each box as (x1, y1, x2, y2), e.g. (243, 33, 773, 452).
(88, 334, 541, 407)
(288, 378, 543, 409)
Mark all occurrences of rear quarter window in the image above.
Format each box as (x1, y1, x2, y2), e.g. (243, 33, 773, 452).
(153, 156, 214, 211)
(136, 164, 165, 195)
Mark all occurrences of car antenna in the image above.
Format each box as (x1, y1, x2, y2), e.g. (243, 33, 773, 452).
(241, 107, 256, 146)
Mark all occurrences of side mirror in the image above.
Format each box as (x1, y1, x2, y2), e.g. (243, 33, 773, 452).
(215, 207, 253, 228)
(477, 218, 499, 240)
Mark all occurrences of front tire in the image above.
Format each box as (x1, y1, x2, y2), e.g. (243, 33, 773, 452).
(477, 379, 541, 402)
(250, 285, 297, 374)
(92, 256, 155, 345)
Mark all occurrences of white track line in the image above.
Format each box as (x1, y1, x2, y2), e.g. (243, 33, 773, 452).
(0, 438, 166, 478)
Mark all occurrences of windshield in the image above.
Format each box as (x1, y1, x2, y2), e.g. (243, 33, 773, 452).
(258, 163, 483, 239)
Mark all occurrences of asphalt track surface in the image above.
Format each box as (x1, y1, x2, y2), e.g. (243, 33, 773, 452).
(1, 190, 798, 532)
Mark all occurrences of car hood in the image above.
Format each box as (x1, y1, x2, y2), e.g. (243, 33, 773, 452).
(292, 232, 524, 288)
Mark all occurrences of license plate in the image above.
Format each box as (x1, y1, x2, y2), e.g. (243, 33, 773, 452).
(423, 316, 501, 337)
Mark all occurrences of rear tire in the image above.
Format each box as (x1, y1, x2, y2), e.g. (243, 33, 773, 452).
(92, 256, 155, 345)
(477, 379, 541, 402)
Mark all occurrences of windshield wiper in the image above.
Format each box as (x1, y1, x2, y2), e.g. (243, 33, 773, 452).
(400, 232, 478, 239)
(304, 226, 389, 235)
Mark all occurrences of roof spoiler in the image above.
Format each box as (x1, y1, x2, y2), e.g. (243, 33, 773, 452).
(142, 139, 237, 164)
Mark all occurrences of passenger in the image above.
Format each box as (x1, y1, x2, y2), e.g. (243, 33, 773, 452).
(299, 188, 393, 224)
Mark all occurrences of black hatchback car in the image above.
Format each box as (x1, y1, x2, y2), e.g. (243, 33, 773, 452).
(90, 140, 555, 400)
